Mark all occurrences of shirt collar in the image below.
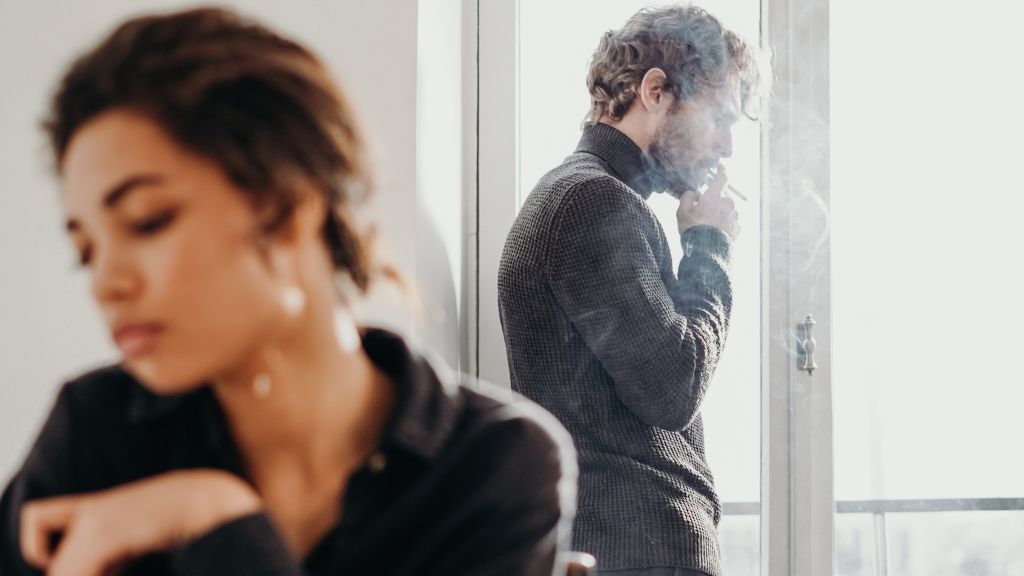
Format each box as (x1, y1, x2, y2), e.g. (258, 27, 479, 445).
(126, 327, 461, 462)
(360, 328, 461, 460)
(575, 122, 661, 197)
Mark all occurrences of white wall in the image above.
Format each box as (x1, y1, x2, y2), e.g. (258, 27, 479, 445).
(0, 0, 463, 480)
(415, 0, 464, 370)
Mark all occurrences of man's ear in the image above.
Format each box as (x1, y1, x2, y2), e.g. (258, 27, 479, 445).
(638, 67, 672, 114)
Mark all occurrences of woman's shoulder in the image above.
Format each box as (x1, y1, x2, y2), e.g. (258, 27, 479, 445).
(456, 377, 576, 460)
(55, 364, 144, 409)
(415, 351, 577, 487)
(366, 328, 576, 482)
(26, 366, 206, 487)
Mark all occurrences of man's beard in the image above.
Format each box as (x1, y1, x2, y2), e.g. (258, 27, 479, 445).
(646, 118, 704, 198)
(644, 151, 701, 199)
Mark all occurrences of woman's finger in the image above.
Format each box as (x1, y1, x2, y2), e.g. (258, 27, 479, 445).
(19, 495, 81, 569)
(49, 523, 111, 576)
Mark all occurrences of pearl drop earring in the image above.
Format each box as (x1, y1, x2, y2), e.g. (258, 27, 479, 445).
(282, 285, 306, 316)
(252, 373, 272, 398)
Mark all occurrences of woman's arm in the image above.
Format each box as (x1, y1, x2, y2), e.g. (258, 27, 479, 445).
(1, 380, 302, 576)
(17, 469, 269, 576)
(1, 384, 79, 576)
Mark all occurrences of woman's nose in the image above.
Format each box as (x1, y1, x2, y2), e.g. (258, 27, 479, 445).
(90, 246, 142, 304)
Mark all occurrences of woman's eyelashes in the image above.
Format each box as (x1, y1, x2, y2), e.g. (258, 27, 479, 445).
(73, 208, 180, 268)
(132, 208, 179, 236)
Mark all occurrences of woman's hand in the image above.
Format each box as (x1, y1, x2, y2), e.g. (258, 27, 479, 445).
(20, 469, 261, 576)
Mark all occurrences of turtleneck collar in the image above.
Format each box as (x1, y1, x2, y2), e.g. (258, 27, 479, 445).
(575, 122, 663, 198)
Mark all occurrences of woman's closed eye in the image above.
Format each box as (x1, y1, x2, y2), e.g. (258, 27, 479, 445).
(71, 208, 179, 268)
(131, 208, 178, 236)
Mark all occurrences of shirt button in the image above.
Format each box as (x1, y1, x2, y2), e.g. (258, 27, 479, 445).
(367, 452, 387, 474)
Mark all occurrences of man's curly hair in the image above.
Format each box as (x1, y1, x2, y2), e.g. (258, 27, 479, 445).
(585, 4, 765, 125)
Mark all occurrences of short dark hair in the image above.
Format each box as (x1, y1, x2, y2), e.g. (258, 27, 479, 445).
(585, 4, 764, 124)
(46, 7, 377, 291)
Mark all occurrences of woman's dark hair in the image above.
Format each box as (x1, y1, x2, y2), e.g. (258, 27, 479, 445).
(45, 7, 377, 291)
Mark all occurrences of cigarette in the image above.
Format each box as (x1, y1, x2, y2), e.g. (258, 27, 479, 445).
(709, 166, 747, 202)
(725, 183, 748, 202)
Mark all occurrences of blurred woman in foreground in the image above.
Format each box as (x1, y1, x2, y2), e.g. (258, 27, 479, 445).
(0, 7, 575, 575)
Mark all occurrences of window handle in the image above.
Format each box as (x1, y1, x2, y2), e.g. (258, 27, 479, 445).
(797, 314, 818, 375)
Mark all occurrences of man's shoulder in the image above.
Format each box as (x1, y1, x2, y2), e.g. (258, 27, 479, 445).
(527, 153, 648, 226)
(534, 151, 633, 199)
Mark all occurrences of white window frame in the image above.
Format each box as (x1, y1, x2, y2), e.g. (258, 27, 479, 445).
(468, 0, 834, 573)
(762, 0, 834, 574)
(467, 0, 519, 386)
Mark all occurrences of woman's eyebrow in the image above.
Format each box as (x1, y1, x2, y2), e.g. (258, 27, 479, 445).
(102, 174, 165, 209)
(65, 174, 165, 233)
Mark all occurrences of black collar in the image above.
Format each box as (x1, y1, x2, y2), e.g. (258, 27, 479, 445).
(126, 328, 460, 462)
(361, 329, 460, 460)
(575, 122, 660, 198)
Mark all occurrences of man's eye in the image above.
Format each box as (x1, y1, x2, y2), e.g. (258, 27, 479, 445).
(132, 210, 177, 235)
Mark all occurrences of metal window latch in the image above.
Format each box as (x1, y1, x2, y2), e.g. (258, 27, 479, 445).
(797, 314, 818, 375)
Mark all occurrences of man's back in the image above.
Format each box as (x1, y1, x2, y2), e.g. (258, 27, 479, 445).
(498, 123, 734, 575)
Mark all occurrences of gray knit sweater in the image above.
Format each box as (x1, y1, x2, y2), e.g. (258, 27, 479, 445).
(498, 123, 733, 574)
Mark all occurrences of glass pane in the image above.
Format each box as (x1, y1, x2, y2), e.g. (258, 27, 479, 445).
(832, 0, 1024, 572)
(836, 514, 876, 576)
(886, 511, 1024, 576)
(837, 510, 1024, 576)
(719, 513, 760, 575)
(519, 0, 762, 568)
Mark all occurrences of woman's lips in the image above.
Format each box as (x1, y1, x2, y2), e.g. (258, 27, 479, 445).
(112, 323, 165, 357)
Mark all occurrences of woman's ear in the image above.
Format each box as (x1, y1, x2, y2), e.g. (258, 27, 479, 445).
(272, 183, 328, 248)
(291, 188, 328, 245)
(638, 67, 672, 114)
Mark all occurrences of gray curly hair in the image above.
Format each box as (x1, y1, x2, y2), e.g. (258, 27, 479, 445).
(585, 4, 764, 125)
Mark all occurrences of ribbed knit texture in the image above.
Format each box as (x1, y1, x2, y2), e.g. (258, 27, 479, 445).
(498, 123, 733, 574)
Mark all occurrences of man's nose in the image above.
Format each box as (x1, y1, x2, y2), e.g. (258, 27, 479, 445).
(716, 128, 733, 159)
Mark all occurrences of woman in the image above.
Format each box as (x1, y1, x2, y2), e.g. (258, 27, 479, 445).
(0, 7, 576, 576)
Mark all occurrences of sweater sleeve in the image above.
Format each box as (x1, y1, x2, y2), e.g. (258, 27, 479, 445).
(546, 179, 733, 431)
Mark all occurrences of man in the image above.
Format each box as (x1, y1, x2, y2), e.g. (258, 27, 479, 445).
(498, 5, 763, 575)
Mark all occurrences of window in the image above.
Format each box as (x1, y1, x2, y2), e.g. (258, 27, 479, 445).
(831, 0, 1024, 573)
(474, 0, 1024, 573)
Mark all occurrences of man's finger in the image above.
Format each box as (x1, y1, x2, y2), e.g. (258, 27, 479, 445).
(704, 169, 727, 199)
(678, 190, 700, 213)
(20, 496, 81, 569)
(719, 196, 736, 213)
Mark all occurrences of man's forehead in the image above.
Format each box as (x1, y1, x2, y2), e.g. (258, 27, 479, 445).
(701, 77, 741, 117)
